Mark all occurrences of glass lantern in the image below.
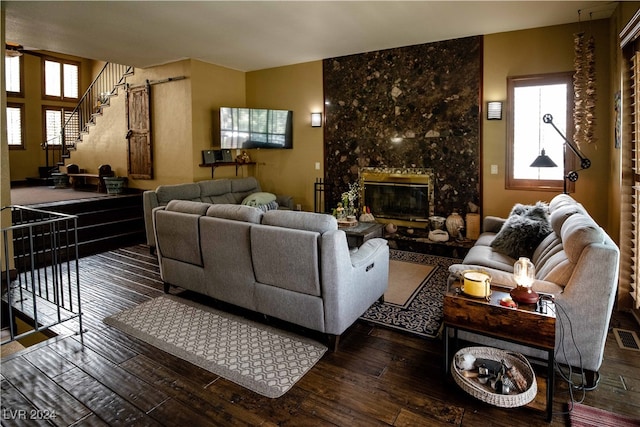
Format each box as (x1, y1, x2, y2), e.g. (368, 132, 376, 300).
(511, 257, 539, 304)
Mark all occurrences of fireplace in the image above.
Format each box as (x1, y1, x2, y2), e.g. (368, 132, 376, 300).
(360, 167, 434, 227)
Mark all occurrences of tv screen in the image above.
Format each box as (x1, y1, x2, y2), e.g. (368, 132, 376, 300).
(220, 107, 293, 149)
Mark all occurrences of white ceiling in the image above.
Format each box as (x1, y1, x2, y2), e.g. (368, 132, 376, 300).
(4, 1, 618, 72)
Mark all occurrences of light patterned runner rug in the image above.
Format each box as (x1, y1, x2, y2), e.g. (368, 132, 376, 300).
(360, 250, 460, 338)
(104, 295, 327, 398)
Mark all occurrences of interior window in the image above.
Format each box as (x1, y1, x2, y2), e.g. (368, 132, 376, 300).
(506, 72, 575, 191)
(43, 58, 79, 100)
(5, 55, 22, 96)
(7, 103, 25, 149)
(43, 106, 78, 147)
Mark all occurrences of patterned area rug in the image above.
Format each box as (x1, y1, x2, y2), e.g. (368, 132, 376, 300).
(360, 250, 460, 339)
(104, 295, 327, 398)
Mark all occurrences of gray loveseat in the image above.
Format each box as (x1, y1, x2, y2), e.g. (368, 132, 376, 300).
(152, 200, 389, 350)
(448, 193, 620, 388)
(143, 177, 293, 252)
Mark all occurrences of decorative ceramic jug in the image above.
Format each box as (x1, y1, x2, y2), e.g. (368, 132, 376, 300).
(446, 212, 464, 239)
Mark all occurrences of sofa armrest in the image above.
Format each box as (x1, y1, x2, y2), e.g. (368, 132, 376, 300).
(483, 216, 506, 233)
(143, 190, 160, 249)
(320, 233, 389, 335)
(349, 238, 388, 268)
(276, 194, 294, 210)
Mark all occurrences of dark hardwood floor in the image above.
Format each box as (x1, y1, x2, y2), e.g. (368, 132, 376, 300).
(1, 244, 639, 426)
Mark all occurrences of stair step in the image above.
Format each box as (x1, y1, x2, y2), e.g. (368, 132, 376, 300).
(10, 193, 145, 259)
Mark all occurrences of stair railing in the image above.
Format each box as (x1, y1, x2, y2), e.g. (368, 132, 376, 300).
(1, 205, 83, 345)
(44, 62, 134, 169)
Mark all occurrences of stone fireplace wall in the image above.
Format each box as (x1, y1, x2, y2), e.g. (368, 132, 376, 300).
(323, 36, 482, 219)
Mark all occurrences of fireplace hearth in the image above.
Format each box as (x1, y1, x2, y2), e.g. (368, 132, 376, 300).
(360, 167, 434, 228)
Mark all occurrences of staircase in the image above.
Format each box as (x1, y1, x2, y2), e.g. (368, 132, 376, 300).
(42, 62, 134, 172)
(18, 193, 145, 259)
(18, 62, 145, 257)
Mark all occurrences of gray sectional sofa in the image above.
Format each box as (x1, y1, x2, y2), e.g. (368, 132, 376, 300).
(448, 193, 620, 388)
(152, 200, 389, 350)
(143, 177, 294, 252)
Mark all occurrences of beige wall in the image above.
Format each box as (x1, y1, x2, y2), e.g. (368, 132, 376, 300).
(190, 59, 246, 182)
(4, 15, 624, 223)
(70, 60, 194, 186)
(69, 59, 248, 189)
(245, 61, 324, 211)
(483, 20, 612, 230)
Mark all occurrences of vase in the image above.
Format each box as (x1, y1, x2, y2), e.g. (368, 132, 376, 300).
(446, 212, 464, 239)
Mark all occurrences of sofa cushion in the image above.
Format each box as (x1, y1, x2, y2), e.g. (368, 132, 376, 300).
(490, 207, 552, 259)
(231, 176, 260, 193)
(251, 225, 322, 296)
(229, 177, 261, 203)
(561, 214, 605, 263)
(198, 179, 236, 204)
(261, 210, 338, 234)
(205, 204, 263, 223)
(242, 192, 277, 207)
(462, 244, 516, 272)
(154, 210, 203, 266)
(549, 193, 578, 211)
(165, 200, 211, 215)
(155, 183, 201, 204)
(549, 203, 586, 236)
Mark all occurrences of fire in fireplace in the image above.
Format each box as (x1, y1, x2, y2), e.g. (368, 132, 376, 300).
(360, 168, 435, 226)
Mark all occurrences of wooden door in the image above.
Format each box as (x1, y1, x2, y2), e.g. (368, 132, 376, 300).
(126, 83, 153, 179)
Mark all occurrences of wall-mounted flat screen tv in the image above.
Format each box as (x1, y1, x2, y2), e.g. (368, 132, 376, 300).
(220, 107, 293, 149)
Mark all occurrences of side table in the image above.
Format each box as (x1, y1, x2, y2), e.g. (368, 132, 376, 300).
(443, 282, 556, 421)
(339, 222, 384, 248)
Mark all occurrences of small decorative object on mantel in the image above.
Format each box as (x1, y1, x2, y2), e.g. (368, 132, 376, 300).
(359, 206, 375, 222)
(466, 213, 481, 240)
(429, 215, 446, 231)
(446, 212, 465, 240)
(428, 229, 449, 242)
(236, 150, 251, 164)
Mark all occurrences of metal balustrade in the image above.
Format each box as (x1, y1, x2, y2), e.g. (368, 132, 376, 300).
(1, 206, 83, 345)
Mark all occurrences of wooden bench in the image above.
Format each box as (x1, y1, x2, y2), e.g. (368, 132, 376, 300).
(66, 164, 115, 192)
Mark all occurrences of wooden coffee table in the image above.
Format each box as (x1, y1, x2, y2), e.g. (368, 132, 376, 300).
(443, 282, 556, 421)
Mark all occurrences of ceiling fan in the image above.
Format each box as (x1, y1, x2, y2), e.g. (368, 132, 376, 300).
(5, 41, 45, 58)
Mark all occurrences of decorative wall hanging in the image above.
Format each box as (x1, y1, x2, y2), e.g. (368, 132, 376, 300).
(573, 12, 597, 148)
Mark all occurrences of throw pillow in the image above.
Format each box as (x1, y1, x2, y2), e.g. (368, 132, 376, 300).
(491, 202, 552, 259)
(255, 200, 279, 212)
(241, 192, 277, 207)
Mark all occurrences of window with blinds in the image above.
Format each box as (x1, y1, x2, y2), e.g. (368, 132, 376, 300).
(6, 103, 24, 148)
(621, 11, 640, 310)
(5, 55, 22, 96)
(43, 57, 79, 101)
(631, 52, 640, 309)
(43, 107, 77, 147)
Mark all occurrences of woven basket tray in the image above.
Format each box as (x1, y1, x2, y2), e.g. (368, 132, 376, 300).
(452, 346, 537, 408)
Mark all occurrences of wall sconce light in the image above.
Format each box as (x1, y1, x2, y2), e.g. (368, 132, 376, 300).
(487, 101, 503, 120)
(311, 112, 323, 127)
